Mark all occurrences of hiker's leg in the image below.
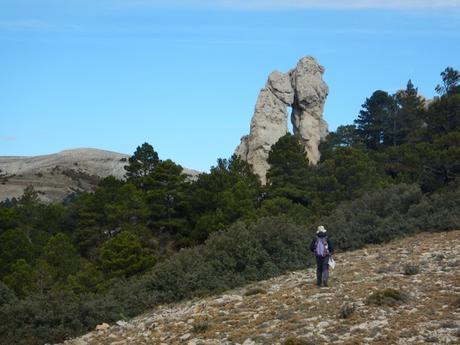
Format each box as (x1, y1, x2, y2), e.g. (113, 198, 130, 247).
(322, 257, 329, 286)
(316, 256, 322, 286)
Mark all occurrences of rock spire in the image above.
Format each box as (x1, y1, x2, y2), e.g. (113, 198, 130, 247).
(235, 56, 329, 183)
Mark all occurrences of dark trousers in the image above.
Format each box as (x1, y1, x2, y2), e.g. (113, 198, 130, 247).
(315, 256, 329, 286)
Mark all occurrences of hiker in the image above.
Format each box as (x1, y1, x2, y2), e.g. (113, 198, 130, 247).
(310, 225, 334, 287)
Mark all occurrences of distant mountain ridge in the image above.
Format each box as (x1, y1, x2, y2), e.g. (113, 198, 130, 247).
(0, 148, 200, 203)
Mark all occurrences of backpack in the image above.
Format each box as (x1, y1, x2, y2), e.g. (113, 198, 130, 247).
(315, 237, 329, 257)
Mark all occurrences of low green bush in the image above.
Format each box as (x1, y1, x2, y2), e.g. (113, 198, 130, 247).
(143, 217, 314, 303)
(321, 183, 460, 251)
(454, 296, 460, 309)
(366, 288, 408, 306)
(283, 337, 313, 345)
(403, 263, 420, 275)
(244, 287, 267, 296)
(339, 301, 355, 319)
(0, 282, 16, 307)
(192, 321, 210, 333)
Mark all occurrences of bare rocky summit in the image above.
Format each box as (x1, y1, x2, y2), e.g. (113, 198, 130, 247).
(0, 148, 199, 203)
(236, 56, 329, 183)
(60, 230, 460, 345)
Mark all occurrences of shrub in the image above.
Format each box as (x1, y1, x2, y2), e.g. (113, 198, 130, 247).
(0, 282, 16, 307)
(366, 288, 408, 306)
(244, 287, 267, 296)
(321, 183, 460, 252)
(98, 231, 155, 279)
(192, 321, 210, 333)
(283, 337, 313, 345)
(144, 217, 313, 304)
(403, 263, 420, 275)
(339, 301, 355, 319)
(440, 320, 457, 329)
(454, 296, 460, 309)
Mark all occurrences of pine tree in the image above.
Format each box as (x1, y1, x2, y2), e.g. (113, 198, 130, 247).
(355, 90, 397, 150)
(124, 143, 160, 187)
(424, 93, 460, 138)
(319, 124, 362, 160)
(435, 67, 460, 96)
(98, 231, 154, 278)
(43, 233, 83, 281)
(266, 133, 312, 206)
(189, 155, 260, 244)
(0, 229, 34, 278)
(2, 259, 36, 298)
(394, 80, 425, 144)
(145, 159, 190, 237)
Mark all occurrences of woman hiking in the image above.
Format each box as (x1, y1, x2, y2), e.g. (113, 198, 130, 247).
(310, 225, 334, 287)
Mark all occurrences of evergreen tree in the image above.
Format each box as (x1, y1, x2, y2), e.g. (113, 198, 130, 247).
(0, 281, 17, 306)
(0, 229, 34, 278)
(393, 80, 425, 145)
(144, 159, 190, 238)
(98, 231, 155, 278)
(435, 67, 460, 96)
(257, 196, 312, 224)
(2, 259, 36, 298)
(384, 131, 460, 192)
(16, 186, 44, 229)
(18, 186, 40, 206)
(189, 155, 260, 244)
(43, 233, 83, 281)
(0, 208, 20, 235)
(318, 146, 388, 201)
(355, 90, 397, 149)
(66, 262, 104, 294)
(424, 93, 460, 138)
(266, 133, 312, 206)
(71, 177, 148, 256)
(420, 131, 460, 191)
(32, 259, 55, 296)
(124, 143, 160, 187)
(319, 124, 362, 160)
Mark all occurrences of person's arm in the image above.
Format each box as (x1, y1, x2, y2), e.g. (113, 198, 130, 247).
(310, 238, 316, 252)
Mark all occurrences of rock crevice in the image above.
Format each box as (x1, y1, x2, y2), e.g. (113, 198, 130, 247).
(236, 56, 329, 183)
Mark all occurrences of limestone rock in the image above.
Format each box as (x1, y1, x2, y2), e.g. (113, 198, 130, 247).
(235, 56, 329, 183)
(267, 71, 294, 105)
(95, 323, 110, 331)
(291, 57, 329, 165)
(243, 87, 289, 182)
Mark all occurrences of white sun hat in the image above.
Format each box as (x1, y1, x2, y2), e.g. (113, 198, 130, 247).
(316, 225, 327, 234)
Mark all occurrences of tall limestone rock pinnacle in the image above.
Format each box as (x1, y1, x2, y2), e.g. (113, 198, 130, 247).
(235, 56, 329, 183)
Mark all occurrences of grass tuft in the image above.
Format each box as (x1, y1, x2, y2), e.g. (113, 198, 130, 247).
(366, 288, 408, 306)
(403, 263, 420, 275)
(283, 337, 313, 345)
(339, 301, 355, 319)
(244, 287, 267, 296)
(192, 321, 210, 333)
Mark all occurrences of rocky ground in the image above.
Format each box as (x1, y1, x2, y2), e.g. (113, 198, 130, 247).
(60, 230, 460, 345)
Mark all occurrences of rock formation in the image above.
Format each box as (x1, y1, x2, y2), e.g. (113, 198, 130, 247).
(236, 56, 329, 183)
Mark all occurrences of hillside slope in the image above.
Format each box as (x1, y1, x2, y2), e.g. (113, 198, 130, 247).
(60, 230, 460, 345)
(0, 148, 199, 202)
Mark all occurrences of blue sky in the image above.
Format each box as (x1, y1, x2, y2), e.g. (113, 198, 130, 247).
(1, 1, 459, 171)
